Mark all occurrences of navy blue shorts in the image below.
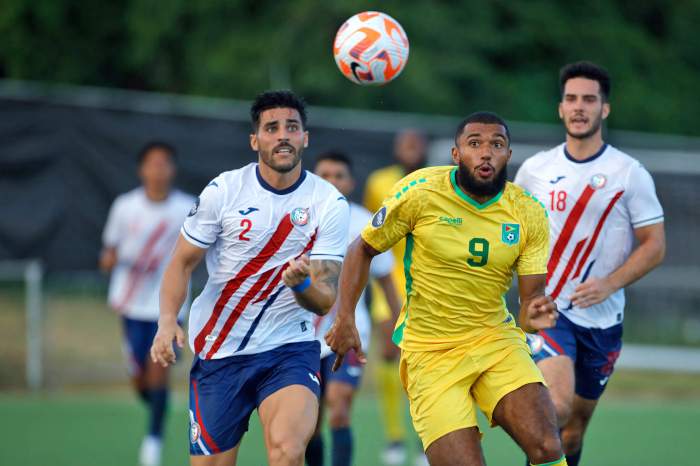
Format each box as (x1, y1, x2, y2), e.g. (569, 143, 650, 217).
(188, 341, 321, 456)
(320, 350, 364, 392)
(528, 313, 622, 400)
(122, 317, 158, 376)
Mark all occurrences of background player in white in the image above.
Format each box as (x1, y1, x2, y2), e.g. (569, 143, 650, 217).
(150, 90, 349, 466)
(100, 141, 194, 466)
(515, 61, 666, 466)
(306, 151, 402, 466)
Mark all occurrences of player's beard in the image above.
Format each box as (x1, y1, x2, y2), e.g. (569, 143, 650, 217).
(457, 160, 507, 197)
(259, 143, 303, 174)
(566, 109, 604, 140)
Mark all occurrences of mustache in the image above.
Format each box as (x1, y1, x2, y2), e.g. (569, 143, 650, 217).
(273, 143, 296, 153)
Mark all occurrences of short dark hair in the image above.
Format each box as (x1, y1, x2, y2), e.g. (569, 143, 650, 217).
(137, 141, 177, 165)
(250, 90, 308, 130)
(314, 150, 353, 173)
(455, 111, 511, 145)
(559, 61, 611, 101)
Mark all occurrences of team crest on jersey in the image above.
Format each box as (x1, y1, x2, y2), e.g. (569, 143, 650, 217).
(190, 420, 201, 444)
(188, 197, 200, 217)
(372, 206, 387, 227)
(290, 208, 310, 226)
(589, 173, 607, 190)
(501, 223, 520, 245)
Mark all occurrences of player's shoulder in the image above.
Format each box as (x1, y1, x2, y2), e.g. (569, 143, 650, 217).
(395, 166, 451, 191)
(304, 170, 347, 201)
(113, 187, 145, 208)
(504, 182, 548, 218)
(520, 143, 565, 172)
(603, 144, 646, 170)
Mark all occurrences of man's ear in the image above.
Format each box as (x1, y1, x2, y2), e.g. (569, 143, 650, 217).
(303, 130, 309, 148)
(250, 133, 258, 151)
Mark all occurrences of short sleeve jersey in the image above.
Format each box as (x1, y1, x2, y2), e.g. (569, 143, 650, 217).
(182, 163, 349, 359)
(514, 143, 664, 329)
(102, 188, 194, 321)
(314, 202, 394, 358)
(361, 166, 549, 352)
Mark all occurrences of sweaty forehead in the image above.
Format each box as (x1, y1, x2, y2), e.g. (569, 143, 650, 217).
(259, 107, 301, 124)
(564, 77, 601, 96)
(461, 122, 507, 139)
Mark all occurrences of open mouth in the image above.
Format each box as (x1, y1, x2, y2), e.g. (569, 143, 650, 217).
(476, 164, 494, 178)
(274, 144, 295, 155)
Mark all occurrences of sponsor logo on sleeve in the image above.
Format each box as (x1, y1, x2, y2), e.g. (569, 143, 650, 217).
(188, 197, 200, 217)
(371, 206, 387, 227)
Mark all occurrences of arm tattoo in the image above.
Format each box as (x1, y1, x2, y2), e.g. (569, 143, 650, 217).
(313, 259, 342, 295)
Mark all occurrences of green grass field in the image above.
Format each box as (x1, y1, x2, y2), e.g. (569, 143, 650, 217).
(1, 388, 698, 466)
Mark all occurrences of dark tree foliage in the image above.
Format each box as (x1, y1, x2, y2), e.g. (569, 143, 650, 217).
(1, 0, 699, 135)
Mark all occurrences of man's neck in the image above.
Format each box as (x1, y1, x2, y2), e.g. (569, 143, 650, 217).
(258, 161, 302, 191)
(144, 187, 169, 202)
(565, 131, 605, 161)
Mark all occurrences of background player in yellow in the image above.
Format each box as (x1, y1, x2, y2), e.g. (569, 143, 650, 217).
(327, 112, 567, 466)
(363, 129, 428, 465)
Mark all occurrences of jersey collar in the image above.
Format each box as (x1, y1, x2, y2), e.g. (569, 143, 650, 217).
(563, 143, 608, 164)
(449, 167, 504, 210)
(255, 164, 307, 195)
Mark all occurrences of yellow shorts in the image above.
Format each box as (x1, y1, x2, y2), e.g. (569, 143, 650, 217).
(399, 326, 545, 451)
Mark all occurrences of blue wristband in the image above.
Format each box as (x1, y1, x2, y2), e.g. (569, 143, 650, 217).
(290, 276, 312, 293)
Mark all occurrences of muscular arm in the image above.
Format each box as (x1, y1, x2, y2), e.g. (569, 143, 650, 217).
(518, 273, 558, 333)
(289, 258, 343, 316)
(571, 222, 665, 307)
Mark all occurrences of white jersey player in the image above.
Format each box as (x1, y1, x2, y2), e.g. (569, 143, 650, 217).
(515, 62, 665, 466)
(150, 91, 350, 466)
(100, 141, 193, 466)
(305, 152, 402, 466)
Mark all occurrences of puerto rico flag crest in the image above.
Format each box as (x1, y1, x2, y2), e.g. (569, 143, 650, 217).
(501, 223, 520, 246)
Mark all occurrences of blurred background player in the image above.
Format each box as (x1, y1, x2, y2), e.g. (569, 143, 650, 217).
(363, 128, 428, 465)
(150, 90, 349, 466)
(328, 112, 567, 466)
(100, 141, 194, 466)
(515, 62, 666, 466)
(307, 152, 402, 466)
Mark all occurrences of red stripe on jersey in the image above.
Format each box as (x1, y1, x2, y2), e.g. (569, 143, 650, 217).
(550, 237, 587, 300)
(572, 191, 625, 279)
(204, 268, 275, 359)
(540, 330, 565, 355)
(116, 220, 169, 311)
(253, 229, 318, 304)
(194, 214, 294, 355)
(547, 185, 596, 283)
(192, 380, 221, 453)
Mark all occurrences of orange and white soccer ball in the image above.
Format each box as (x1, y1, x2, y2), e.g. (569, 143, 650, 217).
(333, 11, 409, 85)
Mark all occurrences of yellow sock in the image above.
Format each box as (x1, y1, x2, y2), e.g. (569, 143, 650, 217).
(531, 456, 568, 466)
(378, 360, 405, 441)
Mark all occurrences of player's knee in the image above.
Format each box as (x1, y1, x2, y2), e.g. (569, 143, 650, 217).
(526, 432, 563, 464)
(561, 419, 587, 453)
(267, 435, 306, 465)
(328, 406, 350, 428)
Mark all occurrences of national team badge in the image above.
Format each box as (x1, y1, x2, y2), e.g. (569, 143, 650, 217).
(188, 197, 200, 217)
(501, 223, 520, 245)
(372, 206, 387, 227)
(290, 208, 310, 226)
(190, 421, 201, 444)
(589, 173, 607, 190)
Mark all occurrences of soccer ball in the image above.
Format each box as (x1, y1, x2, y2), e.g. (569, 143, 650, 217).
(333, 11, 409, 85)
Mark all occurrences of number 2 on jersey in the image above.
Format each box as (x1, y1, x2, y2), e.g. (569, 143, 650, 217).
(549, 190, 567, 211)
(239, 219, 252, 241)
(467, 238, 489, 267)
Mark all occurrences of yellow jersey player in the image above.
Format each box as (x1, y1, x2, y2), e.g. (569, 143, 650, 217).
(327, 112, 568, 466)
(363, 129, 428, 466)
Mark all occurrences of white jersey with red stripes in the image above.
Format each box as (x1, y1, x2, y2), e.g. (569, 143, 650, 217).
(514, 143, 663, 329)
(103, 188, 194, 321)
(314, 202, 395, 358)
(182, 163, 350, 359)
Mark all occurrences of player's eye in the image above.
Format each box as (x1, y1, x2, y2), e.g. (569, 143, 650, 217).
(468, 140, 479, 147)
(287, 124, 299, 131)
(583, 96, 597, 103)
(265, 125, 277, 133)
(493, 142, 503, 148)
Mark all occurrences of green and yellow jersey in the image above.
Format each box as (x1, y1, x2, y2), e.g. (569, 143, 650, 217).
(361, 166, 549, 352)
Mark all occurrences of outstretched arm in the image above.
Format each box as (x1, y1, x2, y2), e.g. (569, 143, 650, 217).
(518, 273, 558, 333)
(283, 256, 342, 316)
(325, 237, 380, 370)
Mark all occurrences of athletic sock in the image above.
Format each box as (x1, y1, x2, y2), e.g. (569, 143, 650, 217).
(566, 448, 582, 466)
(147, 387, 168, 438)
(331, 427, 352, 466)
(530, 456, 568, 466)
(378, 360, 405, 442)
(305, 434, 324, 466)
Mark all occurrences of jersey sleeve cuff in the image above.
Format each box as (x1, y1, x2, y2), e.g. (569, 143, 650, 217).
(360, 231, 388, 254)
(309, 253, 344, 262)
(632, 215, 664, 228)
(181, 226, 212, 249)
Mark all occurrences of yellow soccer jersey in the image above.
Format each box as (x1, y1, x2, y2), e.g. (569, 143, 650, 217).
(361, 166, 549, 352)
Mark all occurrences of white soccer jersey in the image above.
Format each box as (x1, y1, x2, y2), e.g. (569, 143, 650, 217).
(103, 188, 194, 321)
(314, 202, 395, 358)
(515, 143, 664, 329)
(182, 163, 350, 359)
